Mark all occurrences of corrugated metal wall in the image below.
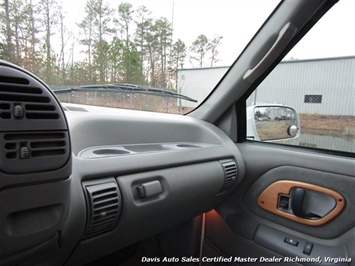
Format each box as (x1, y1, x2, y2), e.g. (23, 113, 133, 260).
(250, 56, 355, 115)
(178, 56, 354, 115)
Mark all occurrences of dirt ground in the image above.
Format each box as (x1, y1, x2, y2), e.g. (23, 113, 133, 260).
(56, 92, 354, 138)
(299, 113, 355, 138)
(256, 121, 292, 141)
(56, 91, 195, 114)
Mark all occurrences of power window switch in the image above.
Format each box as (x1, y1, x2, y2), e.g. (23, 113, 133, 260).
(303, 242, 313, 255)
(284, 237, 299, 246)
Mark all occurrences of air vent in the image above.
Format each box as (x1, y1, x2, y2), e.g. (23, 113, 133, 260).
(0, 131, 70, 174)
(0, 65, 67, 132)
(82, 179, 122, 239)
(0, 84, 59, 120)
(0, 61, 71, 181)
(0, 75, 30, 85)
(4, 132, 66, 159)
(219, 159, 238, 192)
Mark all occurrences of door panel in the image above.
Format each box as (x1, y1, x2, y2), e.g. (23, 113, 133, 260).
(203, 210, 301, 266)
(205, 142, 355, 265)
(242, 164, 355, 238)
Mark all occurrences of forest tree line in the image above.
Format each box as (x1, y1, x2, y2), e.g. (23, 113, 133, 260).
(0, 0, 223, 89)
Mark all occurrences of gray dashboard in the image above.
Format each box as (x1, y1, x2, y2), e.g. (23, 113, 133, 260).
(62, 104, 245, 265)
(0, 60, 245, 266)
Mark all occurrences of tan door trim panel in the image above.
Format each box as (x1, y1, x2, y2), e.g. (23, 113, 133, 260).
(257, 180, 345, 226)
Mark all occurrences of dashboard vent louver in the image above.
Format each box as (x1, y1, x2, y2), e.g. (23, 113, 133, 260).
(83, 179, 122, 239)
(0, 84, 59, 121)
(0, 65, 68, 132)
(0, 61, 71, 178)
(0, 75, 30, 85)
(219, 159, 238, 192)
(3, 132, 66, 159)
(0, 131, 70, 174)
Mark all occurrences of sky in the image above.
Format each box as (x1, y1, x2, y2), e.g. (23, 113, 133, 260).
(286, 0, 355, 60)
(60, 0, 355, 67)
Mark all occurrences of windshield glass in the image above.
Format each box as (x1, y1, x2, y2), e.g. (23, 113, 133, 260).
(0, 0, 279, 114)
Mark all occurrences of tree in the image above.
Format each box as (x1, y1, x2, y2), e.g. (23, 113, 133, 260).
(116, 2, 134, 47)
(78, 0, 95, 82)
(92, 0, 114, 82)
(92, 39, 110, 82)
(0, 0, 45, 77)
(0, 0, 225, 88)
(208, 34, 222, 67)
(78, 0, 113, 83)
(24, 0, 41, 74)
(57, 6, 72, 83)
(2, 0, 13, 62)
(170, 39, 186, 89)
(108, 36, 123, 83)
(39, 0, 59, 83)
(115, 2, 135, 83)
(144, 19, 159, 87)
(134, 5, 152, 80)
(189, 34, 209, 67)
(154, 17, 172, 88)
(0, 42, 5, 59)
(10, 0, 28, 65)
(121, 41, 141, 84)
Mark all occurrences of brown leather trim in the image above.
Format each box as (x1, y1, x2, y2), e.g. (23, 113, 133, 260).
(257, 180, 345, 226)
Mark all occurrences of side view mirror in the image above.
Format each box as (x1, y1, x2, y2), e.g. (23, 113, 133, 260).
(247, 105, 300, 141)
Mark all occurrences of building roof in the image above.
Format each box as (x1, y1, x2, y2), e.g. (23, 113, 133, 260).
(178, 56, 355, 71)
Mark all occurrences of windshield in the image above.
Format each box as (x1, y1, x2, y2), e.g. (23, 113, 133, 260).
(0, 0, 279, 114)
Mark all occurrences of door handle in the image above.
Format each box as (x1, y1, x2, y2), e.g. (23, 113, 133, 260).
(290, 187, 336, 220)
(291, 188, 321, 219)
(258, 180, 345, 226)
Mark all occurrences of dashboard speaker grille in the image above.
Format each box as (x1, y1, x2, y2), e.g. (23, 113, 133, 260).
(219, 159, 238, 192)
(83, 179, 122, 239)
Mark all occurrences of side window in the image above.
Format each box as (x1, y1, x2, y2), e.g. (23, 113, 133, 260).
(246, 0, 355, 153)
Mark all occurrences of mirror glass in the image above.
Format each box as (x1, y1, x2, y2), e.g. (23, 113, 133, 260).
(254, 106, 299, 141)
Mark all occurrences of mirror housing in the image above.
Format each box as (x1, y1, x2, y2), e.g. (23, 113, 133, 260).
(247, 105, 300, 141)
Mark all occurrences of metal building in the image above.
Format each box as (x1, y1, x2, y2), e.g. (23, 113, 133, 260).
(178, 56, 355, 115)
(178, 66, 229, 108)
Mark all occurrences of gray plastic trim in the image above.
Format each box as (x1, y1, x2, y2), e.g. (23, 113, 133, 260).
(0, 179, 70, 260)
(255, 224, 349, 266)
(64, 104, 226, 156)
(65, 161, 228, 265)
(62, 105, 245, 265)
(78, 142, 219, 159)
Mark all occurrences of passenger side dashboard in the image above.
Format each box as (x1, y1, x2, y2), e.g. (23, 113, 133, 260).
(63, 105, 245, 265)
(0, 60, 245, 265)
